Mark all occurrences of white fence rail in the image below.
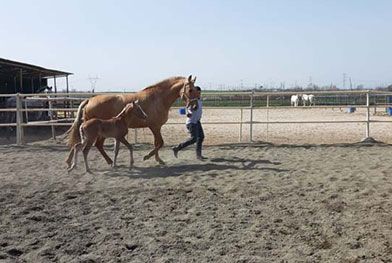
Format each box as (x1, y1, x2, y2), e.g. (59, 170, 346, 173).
(1, 90, 392, 145)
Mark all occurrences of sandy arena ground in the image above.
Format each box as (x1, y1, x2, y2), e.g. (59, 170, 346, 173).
(1, 139, 392, 262)
(1, 107, 392, 262)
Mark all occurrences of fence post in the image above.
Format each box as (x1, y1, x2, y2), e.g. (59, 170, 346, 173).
(239, 108, 243, 142)
(249, 91, 254, 142)
(366, 91, 370, 138)
(15, 93, 24, 145)
(266, 95, 270, 141)
(70, 99, 74, 118)
(134, 129, 138, 144)
(48, 97, 56, 140)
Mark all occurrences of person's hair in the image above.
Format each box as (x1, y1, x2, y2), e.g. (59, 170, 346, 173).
(195, 86, 201, 91)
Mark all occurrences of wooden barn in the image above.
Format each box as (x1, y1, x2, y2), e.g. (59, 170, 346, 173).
(0, 57, 72, 94)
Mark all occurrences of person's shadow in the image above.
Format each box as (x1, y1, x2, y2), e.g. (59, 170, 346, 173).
(103, 157, 288, 179)
(210, 156, 281, 169)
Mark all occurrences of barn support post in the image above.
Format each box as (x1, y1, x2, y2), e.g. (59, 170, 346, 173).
(66, 75, 69, 94)
(16, 93, 24, 145)
(249, 91, 254, 142)
(239, 108, 243, 142)
(53, 75, 57, 93)
(31, 77, 34, 93)
(19, 69, 23, 93)
(66, 75, 70, 118)
(14, 76, 17, 93)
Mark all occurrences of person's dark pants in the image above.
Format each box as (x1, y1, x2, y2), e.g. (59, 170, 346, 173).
(176, 121, 204, 157)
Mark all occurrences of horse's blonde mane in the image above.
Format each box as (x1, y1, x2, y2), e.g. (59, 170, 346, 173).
(142, 76, 185, 92)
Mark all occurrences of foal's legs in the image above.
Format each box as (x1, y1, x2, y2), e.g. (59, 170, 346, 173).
(118, 137, 134, 169)
(112, 139, 120, 168)
(82, 141, 94, 173)
(95, 137, 113, 165)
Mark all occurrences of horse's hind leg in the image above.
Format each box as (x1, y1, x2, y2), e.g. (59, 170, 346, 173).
(68, 143, 82, 172)
(119, 137, 134, 169)
(95, 137, 113, 166)
(112, 139, 120, 168)
(65, 147, 74, 168)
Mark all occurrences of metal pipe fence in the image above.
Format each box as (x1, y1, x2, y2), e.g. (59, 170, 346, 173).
(1, 90, 392, 145)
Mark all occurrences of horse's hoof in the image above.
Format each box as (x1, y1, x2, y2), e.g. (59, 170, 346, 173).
(143, 155, 150, 161)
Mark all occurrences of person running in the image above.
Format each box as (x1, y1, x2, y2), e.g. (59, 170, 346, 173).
(172, 86, 207, 160)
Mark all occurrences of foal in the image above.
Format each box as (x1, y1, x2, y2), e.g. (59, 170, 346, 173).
(67, 101, 147, 173)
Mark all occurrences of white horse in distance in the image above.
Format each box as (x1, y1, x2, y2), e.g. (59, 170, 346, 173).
(291, 95, 301, 107)
(302, 94, 315, 106)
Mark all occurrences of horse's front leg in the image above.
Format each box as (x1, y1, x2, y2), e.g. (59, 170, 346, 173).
(143, 127, 165, 165)
(95, 137, 113, 166)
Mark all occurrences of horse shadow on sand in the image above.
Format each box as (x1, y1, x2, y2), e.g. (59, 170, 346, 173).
(103, 157, 289, 179)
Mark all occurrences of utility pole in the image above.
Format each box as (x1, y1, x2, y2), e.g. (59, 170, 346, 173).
(343, 73, 347, 89)
(88, 75, 99, 93)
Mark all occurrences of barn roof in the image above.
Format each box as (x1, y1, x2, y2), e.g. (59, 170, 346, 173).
(0, 57, 72, 78)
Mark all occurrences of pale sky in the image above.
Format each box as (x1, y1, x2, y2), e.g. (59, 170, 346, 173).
(1, 0, 391, 91)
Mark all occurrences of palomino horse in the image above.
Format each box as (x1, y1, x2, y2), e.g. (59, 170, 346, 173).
(66, 75, 198, 166)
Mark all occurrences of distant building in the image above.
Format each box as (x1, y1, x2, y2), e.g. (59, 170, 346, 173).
(0, 57, 72, 94)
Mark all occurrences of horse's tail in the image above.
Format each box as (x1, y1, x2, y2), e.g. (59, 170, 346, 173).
(66, 99, 89, 147)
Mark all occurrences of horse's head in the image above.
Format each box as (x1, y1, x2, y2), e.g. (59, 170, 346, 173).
(180, 75, 198, 106)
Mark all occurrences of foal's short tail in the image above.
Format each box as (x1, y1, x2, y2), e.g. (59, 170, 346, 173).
(66, 99, 89, 147)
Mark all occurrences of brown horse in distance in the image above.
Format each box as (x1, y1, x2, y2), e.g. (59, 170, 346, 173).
(66, 75, 197, 166)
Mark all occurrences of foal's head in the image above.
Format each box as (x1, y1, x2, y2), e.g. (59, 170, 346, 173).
(117, 100, 148, 120)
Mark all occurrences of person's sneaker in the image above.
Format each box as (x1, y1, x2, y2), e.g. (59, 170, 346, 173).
(197, 155, 208, 161)
(172, 147, 179, 158)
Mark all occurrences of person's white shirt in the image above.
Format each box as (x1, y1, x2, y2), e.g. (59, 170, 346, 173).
(186, 99, 202, 125)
